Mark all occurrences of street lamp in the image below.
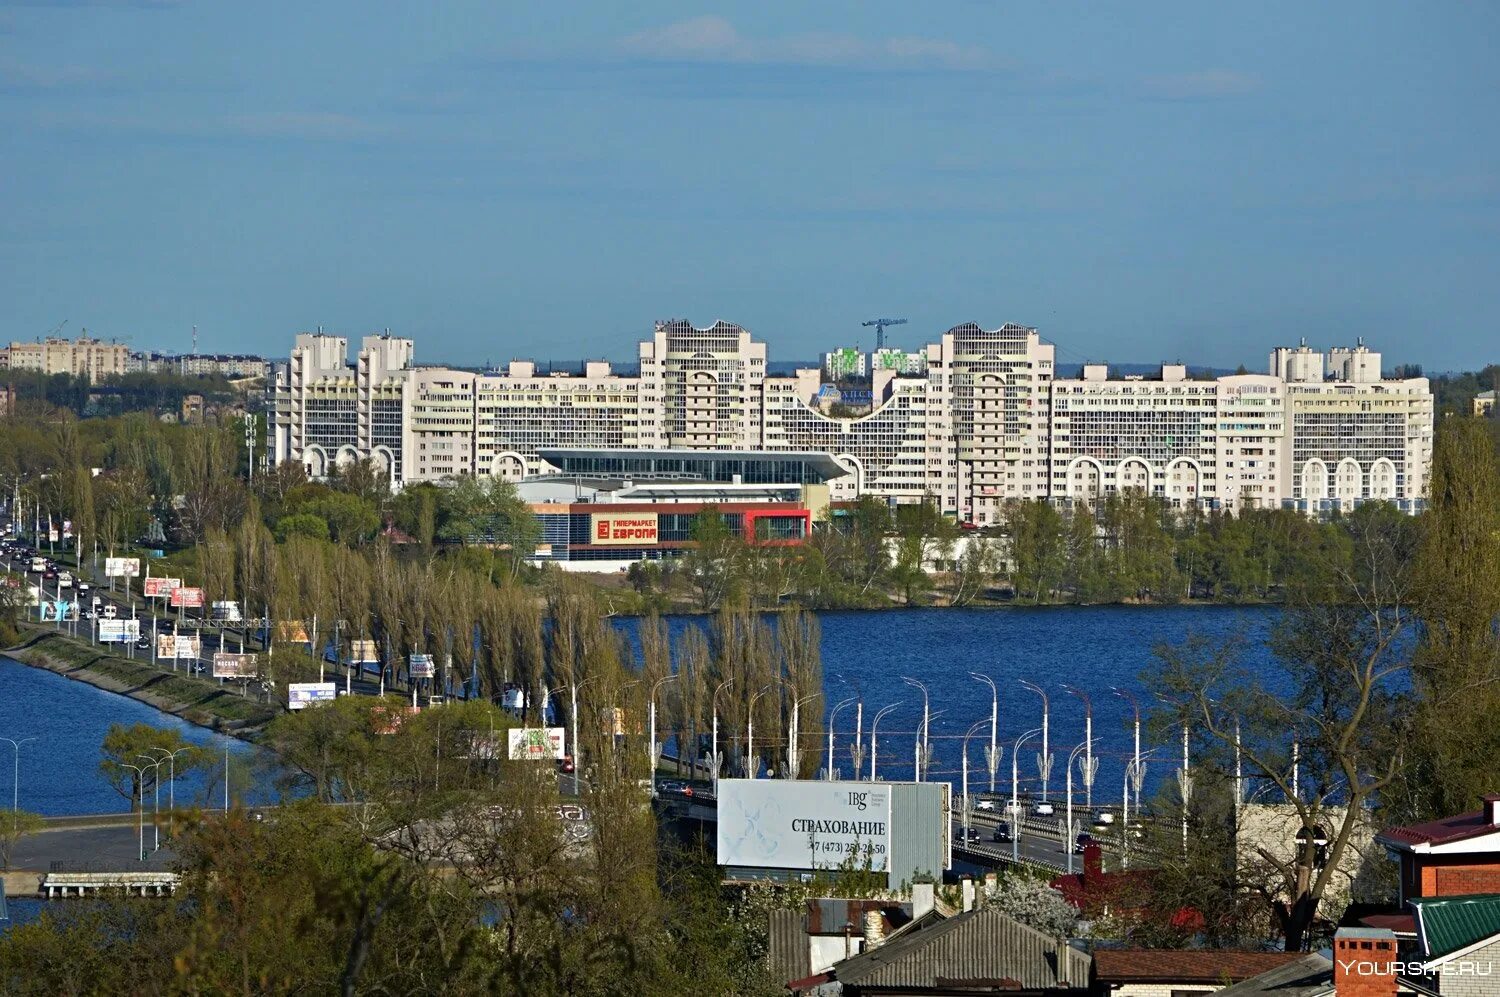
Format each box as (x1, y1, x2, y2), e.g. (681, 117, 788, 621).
(961, 720, 989, 839)
(1011, 728, 1041, 864)
(1064, 739, 1095, 874)
(710, 678, 734, 795)
(745, 685, 771, 779)
(569, 676, 595, 796)
(143, 747, 191, 839)
(826, 697, 858, 782)
(1112, 688, 1142, 830)
(970, 672, 1000, 793)
(1062, 685, 1096, 811)
(0, 736, 37, 834)
(869, 702, 902, 783)
(901, 677, 930, 782)
(647, 674, 677, 796)
(121, 762, 148, 862)
(786, 685, 820, 780)
(1019, 680, 1052, 801)
(137, 755, 164, 852)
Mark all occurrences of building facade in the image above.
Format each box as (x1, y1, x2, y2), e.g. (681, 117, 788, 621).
(269, 323, 1432, 517)
(3, 335, 129, 381)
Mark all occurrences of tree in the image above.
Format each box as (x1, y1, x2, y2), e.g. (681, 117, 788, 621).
(275, 513, 330, 543)
(1004, 499, 1065, 603)
(0, 809, 43, 870)
(99, 724, 208, 808)
(988, 875, 1082, 937)
(1397, 418, 1500, 821)
(1149, 505, 1418, 951)
(683, 505, 743, 611)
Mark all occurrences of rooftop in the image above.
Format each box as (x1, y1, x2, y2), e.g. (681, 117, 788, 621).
(1414, 893, 1500, 964)
(1091, 949, 1303, 985)
(1213, 953, 1333, 997)
(1377, 795, 1500, 850)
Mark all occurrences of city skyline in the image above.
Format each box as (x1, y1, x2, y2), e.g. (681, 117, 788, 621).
(3, 3, 1498, 371)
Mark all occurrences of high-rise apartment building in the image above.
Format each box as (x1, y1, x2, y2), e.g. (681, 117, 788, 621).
(268, 323, 1432, 517)
(2, 334, 129, 381)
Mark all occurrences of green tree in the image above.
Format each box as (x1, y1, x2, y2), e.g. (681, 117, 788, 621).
(99, 724, 209, 808)
(0, 809, 44, 870)
(1004, 499, 1065, 603)
(274, 513, 330, 543)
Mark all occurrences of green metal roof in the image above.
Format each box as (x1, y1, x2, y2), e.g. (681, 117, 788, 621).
(1415, 893, 1500, 961)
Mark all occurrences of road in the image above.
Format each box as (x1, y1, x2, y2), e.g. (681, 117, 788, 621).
(7, 825, 179, 876)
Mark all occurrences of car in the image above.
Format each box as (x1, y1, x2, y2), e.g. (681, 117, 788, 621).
(135, 636, 152, 651)
(973, 798, 997, 812)
(56, 572, 73, 588)
(556, 755, 576, 774)
(991, 821, 1013, 843)
(1074, 832, 1097, 854)
(77, 581, 91, 594)
(1093, 810, 1116, 826)
(656, 780, 694, 798)
(79, 609, 94, 620)
(953, 825, 982, 844)
(1031, 801, 1056, 817)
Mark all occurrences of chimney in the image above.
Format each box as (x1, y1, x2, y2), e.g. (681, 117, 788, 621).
(1083, 843, 1103, 881)
(911, 880, 935, 921)
(961, 877, 976, 913)
(862, 909, 885, 948)
(983, 871, 999, 900)
(1333, 927, 1398, 997)
(1485, 794, 1500, 826)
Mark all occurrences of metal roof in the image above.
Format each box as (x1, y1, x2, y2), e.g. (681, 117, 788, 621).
(829, 907, 1091, 992)
(1212, 953, 1333, 997)
(1414, 893, 1500, 962)
(537, 448, 850, 482)
(767, 908, 811, 985)
(1091, 949, 1304, 984)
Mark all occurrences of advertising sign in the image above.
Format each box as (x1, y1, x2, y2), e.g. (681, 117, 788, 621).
(98, 619, 141, 643)
(170, 586, 205, 609)
(288, 682, 337, 710)
(211, 652, 258, 678)
(371, 704, 419, 734)
(143, 577, 181, 598)
(589, 513, 659, 547)
(506, 727, 566, 761)
(104, 557, 141, 578)
(408, 653, 435, 679)
(40, 600, 74, 621)
(351, 639, 379, 664)
(275, 621, 311, 645)
(156, 634, 202, 659)
(717, 779, 893, 874)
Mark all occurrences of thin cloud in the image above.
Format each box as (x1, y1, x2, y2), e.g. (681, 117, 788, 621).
(0, 57, 109, 91)
(1139, 70, 1262, 100)
(222, 111, 390, 142)
(617, 16, 997, 72)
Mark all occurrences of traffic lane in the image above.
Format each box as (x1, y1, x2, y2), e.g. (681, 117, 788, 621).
(8, 826, 179, 873)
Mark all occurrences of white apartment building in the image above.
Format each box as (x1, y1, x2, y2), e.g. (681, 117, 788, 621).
(2, 335, 130, 381)
(269, 324, 1432, 517)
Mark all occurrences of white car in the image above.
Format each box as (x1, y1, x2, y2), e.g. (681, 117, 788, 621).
(973, 799, 997, 812)
(1031, 801, 1056, 817)
(1093, 811, 1116, 825)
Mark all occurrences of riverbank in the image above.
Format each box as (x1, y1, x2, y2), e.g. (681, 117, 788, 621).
(5, 627, 278, 740)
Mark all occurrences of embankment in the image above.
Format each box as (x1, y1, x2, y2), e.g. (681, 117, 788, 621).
(5, 628, 278, 739)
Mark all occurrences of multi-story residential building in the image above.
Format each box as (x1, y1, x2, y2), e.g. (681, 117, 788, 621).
(822, 348, 866, 380)
(268, 324, 1432, 518)
(2, 334, 129, 381)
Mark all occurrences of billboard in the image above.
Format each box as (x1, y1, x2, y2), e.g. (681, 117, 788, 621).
(40, 600, 75, 621)
(212, 652, 258, 678)
(98, 619, 141, 643)
(156, 634, 202, 659)
(371, 704, 419, 734)
(275, 621, 310, 645)
(589, 513, 659, 547)
(170, 586, 204, 609)
(104, 557, 141, 578)
(716, 780, 951, 887)
(408, 653, 435, 679)
(507, 727, 566, 761)
(288, 682, 337, 710)
(143, 577, 181, 598)
(351, 639, 379, 664)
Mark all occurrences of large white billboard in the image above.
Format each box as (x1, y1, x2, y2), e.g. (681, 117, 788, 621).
(717, 779, 893, 873)
(288, 682, 337, 710)
(507, 727, 566, 761)
(98, 619, 141, 643)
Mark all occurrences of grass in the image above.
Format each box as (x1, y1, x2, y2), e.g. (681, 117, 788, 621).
(12, 627, 278, 732)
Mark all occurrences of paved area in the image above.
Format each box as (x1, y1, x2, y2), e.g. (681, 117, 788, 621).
(8, 825, 179, 879)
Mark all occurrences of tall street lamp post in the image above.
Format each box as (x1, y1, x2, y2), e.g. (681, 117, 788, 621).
(901, 677, 930, 782)
(0, 736, 37, 835)
(970, 672, 1000, 793)
(1011, 728, 1041, 864)
(710, 678, 734, 796)
(826, 697, 858, 782)
(647, 674, 677, 796)
(868, 703, 902, 783)
(1019, 680, 1052, 801)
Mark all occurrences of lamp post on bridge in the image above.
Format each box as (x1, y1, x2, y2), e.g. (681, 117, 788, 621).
(961, 720, 989, 840)
(1011, 728, 1041, 865)
(1063, 685, 1096, 812)
(647, 674, 677, 796)
(137, 755, 165, 853)
(900, 677, 930, 783)
(710, 678, 734, 796)
(826, 696, 858, 782)
(1019, 680, 1052, 801)
(142, 746, 191, 839)
(0, 735, 37, 836)
(121, 762, 148, 862)
(970, 672, 1000, 793)
(868, 703, 901, 783)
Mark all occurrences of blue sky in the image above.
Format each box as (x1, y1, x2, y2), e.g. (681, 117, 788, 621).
(2, 2, 1496, 371)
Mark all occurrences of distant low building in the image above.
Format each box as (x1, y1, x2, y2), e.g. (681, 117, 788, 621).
(2, 333, 129, 381)
(1475, 390, 1497, 417)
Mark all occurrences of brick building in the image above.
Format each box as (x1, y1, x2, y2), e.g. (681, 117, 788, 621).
(1376, 795, 1500, 904)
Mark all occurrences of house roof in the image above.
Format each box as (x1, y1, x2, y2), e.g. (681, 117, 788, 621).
(1212, 953, 1333, 997)
(768, 908, 812, 986)
(1091, 949, 1304, 984)
(1377, 801, 1500, 850)
(829, 907, 1091, 992)
(1413, 893, 1500, 964)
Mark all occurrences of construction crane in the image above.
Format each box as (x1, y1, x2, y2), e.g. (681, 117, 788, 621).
(862, 317, 908, 351)
(43, 320, 67, 339)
